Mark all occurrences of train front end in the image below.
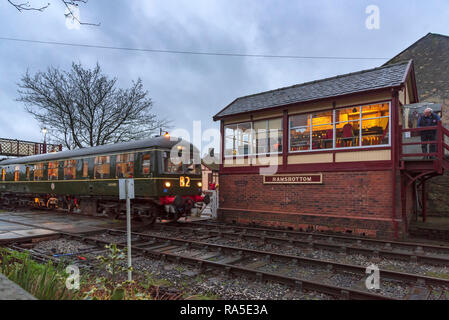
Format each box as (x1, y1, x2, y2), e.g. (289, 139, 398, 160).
(157, 140, 210, 221)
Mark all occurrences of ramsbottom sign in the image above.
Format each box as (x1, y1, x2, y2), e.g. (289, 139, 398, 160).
(263, 174, 323, 184)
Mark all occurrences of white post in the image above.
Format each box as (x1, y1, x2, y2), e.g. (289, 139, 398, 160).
(126, 179, 132, 281)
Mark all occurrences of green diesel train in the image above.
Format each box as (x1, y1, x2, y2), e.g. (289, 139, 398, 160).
(0, 135, 208, 224)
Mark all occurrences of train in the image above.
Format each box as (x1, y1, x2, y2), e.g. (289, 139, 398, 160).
(0, 135, 209, 224)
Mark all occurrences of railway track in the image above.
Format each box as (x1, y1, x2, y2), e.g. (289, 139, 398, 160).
(84, 228, 448, 300)
(1, 216, 448, 300)
(164, 221, 449, 265)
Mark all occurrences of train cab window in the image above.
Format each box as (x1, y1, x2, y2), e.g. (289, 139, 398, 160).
(34, 163, 44, 181)
(94, 156, 110, 179)
(64, 160, 77, 180)
(48, 162, 59, 180)
(14, 166, 20, 181)
(163, 152, 183, 173)
(142, 154, 151, 175)
(116, 153, 134, 178)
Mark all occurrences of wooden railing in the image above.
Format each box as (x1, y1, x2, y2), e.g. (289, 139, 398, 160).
(399, 121, 449, 169)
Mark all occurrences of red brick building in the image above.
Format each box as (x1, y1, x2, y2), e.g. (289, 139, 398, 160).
(213, 60, 449, 239)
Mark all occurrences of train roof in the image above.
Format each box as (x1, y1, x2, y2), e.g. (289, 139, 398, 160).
(0, 136, 187, 165)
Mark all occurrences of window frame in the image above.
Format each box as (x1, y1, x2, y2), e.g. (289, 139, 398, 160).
(288, 101, 391, 154)
(115, 153, 134, 178)
(224, 117, 283, 158)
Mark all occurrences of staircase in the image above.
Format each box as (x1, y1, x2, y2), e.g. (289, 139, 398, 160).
(399, 121, 449, 224)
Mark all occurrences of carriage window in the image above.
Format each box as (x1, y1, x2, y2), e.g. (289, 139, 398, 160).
(34, 163, 44, 181)
(48, 162, 58, 180)
(64, 160, 77, 180)
(26, 167, 30, 180)
(94, 156, 110, 179)
(2, 168, 5, 181)
(14, 166, 20, 181)
(116, 153, 134, 178)
(142, 154, 151, 175)
(82, 159, 89, 178)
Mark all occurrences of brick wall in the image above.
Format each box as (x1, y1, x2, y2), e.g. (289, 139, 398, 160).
(218, 170, 411, 239)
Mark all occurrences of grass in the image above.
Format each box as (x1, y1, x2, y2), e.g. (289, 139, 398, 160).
(0, 248, 78, 300)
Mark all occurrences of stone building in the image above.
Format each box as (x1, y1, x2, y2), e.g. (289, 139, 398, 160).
(386, 33, 449, 217)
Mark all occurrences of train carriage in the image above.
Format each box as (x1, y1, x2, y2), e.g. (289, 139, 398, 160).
(0, 135, 208, 224)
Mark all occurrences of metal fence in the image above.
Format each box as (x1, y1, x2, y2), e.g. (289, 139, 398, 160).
(0, 138, 62, 157)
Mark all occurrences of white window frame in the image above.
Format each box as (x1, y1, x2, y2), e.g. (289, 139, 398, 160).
(224, 119, 283, 158)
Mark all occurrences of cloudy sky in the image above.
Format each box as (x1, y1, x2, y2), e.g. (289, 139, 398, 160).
(0, 0, 448, 154)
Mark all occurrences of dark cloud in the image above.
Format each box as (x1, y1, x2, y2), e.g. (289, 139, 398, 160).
(0, 0, 448, 153)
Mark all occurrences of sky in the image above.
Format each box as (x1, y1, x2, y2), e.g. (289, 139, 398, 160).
(0, 0, 449, 155)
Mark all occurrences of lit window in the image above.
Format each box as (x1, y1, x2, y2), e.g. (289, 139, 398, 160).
(335, 107, 360, 148)
(14, 166, 20, 182)
(289, 103, 390, 151)
(2, 168, 5, 181)
(34, 163, 44, 181)
(63, 160, 77, 180)
(48, 162, 59, 180)
(94, 156, 110, 179)
(116, 153, 134, 178)
(361, 103, 390, 146)
(142, 153, 151, 175)
(289, 114, 310, 151)
(82, 159, 89, 178)
(312, 111, 333, 150)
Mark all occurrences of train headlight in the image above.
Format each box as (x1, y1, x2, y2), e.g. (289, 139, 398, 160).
(164, 181, 172, 188)
(197, 182, 202, 187)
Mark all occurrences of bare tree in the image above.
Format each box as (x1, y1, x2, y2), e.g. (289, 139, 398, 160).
(7, 0, 100, 26)
(18, 62, 171, 149)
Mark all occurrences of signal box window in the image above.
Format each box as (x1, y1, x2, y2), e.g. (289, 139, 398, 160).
(34, 163, 44, 181)
(142, 154, 151, 175)
(116, 153, 134, 178)
(94, 156, 110, 179)
(48, 162, 59, 180)
(64, 160, 77, 180)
